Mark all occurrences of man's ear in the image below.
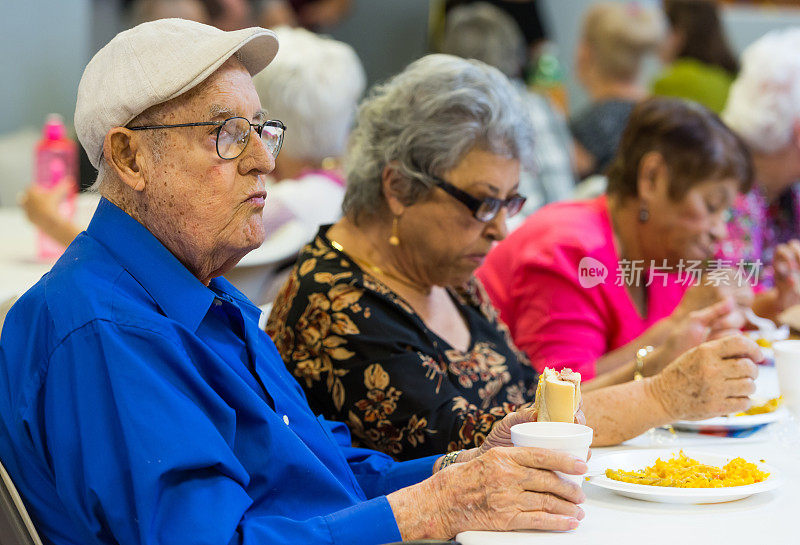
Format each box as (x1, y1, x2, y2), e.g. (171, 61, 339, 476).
(103, 128, 147, 192)
(380, 163, 409, 216)
(636, 151, 668, 205)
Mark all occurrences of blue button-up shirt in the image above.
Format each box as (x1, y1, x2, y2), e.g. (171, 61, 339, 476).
(0, 198, 437, 545)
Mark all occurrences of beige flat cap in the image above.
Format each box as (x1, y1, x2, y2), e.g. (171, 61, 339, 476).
(75, 18, 279, 168)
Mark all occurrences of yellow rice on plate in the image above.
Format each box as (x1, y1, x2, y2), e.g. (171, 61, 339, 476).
(605, 451, 770, 488)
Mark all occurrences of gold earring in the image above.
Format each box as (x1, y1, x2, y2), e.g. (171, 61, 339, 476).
(389, 215, 400, 246)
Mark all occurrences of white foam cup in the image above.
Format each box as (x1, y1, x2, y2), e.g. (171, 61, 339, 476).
(510, 422, 593, 486)
(773, 340, 800, 414)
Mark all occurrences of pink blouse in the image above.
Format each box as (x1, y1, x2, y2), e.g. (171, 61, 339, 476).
(476, 196, 688, 380)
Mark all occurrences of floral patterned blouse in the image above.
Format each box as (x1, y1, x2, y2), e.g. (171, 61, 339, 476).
(266, 227, 538, 461)
(718, 184, 800, 288)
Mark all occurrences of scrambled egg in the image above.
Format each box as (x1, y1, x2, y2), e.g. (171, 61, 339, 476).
(736, 397, 782, 416)
(755, 338, 772, 348)
(606, 451, 770, 488)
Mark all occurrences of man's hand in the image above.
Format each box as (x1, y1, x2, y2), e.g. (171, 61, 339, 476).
(388, 447, 587, 539)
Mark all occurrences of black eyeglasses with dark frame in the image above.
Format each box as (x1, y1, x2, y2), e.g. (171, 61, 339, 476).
(128, 116, 286, 160)
(429, 175, 526, 222)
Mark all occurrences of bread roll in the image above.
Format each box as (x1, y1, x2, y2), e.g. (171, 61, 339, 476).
(533, 368, 582, 422)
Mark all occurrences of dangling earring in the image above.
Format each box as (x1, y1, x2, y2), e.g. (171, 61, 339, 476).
(638, 205, 650, 223)
(389, 215, 400, 246)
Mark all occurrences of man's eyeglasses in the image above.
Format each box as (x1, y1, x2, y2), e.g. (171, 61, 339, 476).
(430, 175, 526, 222)
(128, 116, 286, 160)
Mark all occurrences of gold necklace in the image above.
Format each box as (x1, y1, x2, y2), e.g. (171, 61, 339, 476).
(329, 238, 431, 294)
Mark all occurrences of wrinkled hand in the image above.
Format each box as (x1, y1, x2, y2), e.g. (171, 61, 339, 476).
(19, 178, 73, 229)
(654, 298, 744, 374)
(477, 403, 586, 456)
(773, 240, 800, 312)
(673, 273, 753, 319)
(414, 447, 587, 536)
(649, 335, 759, 421)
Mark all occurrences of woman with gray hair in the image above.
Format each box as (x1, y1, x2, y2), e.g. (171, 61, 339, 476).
(267, 54, 759, 460)
(720, 28, 800, 320)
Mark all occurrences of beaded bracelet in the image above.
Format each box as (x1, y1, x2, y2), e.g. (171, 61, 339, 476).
(439, 449, 464, 470)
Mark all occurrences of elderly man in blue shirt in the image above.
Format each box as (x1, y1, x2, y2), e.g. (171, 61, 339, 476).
(0, 19, 587, 545)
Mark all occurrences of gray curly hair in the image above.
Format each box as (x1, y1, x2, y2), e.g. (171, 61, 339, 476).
(342, 54, 535, 224)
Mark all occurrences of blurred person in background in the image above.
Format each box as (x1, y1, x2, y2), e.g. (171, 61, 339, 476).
(130, 0, 210, 24)
(258, 0, 352, 29)
(570, 2, 664, 179)
(652, 0, 738, 114)
(251, 26, 365, 300)
(721, 28, 800, 320)
(202, 0, 254, 30)
(440, 0, 567, 113)
(479, 98, 753, 382)
(443, 0, 550, 66)
(441, 1, 574, 220)
(267, 59, 760, 458)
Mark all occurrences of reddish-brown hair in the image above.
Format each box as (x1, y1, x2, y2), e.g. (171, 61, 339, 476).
(606, 97, 753, 201)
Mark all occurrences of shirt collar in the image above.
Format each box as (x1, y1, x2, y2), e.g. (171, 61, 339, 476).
(87, 198, 217, 332)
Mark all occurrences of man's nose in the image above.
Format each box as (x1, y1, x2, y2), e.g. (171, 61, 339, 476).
(238, 130, 275, 176)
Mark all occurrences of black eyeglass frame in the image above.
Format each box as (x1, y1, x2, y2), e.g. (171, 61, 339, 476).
(429, 175, 526, 222)
(128, 116, 286, 160)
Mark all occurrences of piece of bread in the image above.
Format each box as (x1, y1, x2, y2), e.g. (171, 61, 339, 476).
(533, 368, 582, 422)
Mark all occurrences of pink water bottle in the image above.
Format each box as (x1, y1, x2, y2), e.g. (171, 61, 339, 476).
(34, 114, 78, 261)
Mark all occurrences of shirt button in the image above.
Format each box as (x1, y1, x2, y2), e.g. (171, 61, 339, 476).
(213, 299, 223, 307)
(283, 415, 290, 425)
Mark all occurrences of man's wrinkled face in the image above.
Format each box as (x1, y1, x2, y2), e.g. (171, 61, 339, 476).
(140, 58, 274, 279)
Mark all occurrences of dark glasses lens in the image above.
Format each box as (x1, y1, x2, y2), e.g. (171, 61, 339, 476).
(506, 195, 526, 218)
(476, 200, 503, 222)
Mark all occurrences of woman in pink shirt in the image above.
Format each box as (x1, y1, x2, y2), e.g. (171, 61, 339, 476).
(478, 98, 754, 384)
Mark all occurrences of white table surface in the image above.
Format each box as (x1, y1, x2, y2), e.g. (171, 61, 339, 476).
(458, 367, 800, 544)
(0, 206, 72, 302)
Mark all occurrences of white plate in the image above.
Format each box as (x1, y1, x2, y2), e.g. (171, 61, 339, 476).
(586, 449, 781, 504)
(673, 406, 788, 432)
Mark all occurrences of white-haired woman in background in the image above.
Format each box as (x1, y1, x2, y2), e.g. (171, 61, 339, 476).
(721, 28, 800, 320)
(252, 26, 365, 251)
